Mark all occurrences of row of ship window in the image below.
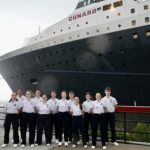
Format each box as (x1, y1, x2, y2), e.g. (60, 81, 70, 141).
(30, 29, 150, 51)
(34, 5, 149, 41)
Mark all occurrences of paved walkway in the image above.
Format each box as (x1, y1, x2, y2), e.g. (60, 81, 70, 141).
(0, 128, 149, 150)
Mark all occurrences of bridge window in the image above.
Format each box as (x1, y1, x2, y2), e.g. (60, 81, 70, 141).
(131, 8, 135, 13)
(144, 5, 148, 10)
(113, 0, 123, 8)
(103, 4, 112, 11)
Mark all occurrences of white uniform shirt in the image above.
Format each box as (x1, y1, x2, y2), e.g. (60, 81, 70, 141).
(34, 97, 43, 108)
(57, 99, 69, 112)
(6, 100, 20, 114)
(17, 95, 26, 109)
(68, 99, 75, 108)
(20, 98, 36, 113)
(37, 101, 51, 114)
(82, 100, 93, 113)
(101, 96, 118, 113)
(48, 98, 59, 114)
(70, 104, 82, 116)
(92, 100, 105, 114)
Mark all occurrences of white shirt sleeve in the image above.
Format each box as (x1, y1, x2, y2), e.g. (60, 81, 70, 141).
(113, 98, 118, 106)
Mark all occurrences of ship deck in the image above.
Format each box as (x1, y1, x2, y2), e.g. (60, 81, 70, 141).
(0, 127, 149, 150)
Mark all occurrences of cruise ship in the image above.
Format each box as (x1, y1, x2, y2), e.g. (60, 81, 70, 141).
(0, 0, 150, 105)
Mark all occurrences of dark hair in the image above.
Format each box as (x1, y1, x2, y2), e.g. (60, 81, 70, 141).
(61, 90, 67, 94)
(69, 91, 74, 94)
(75, 96, 82, 110)
(51, 90, 56, 94)
(85, 92, 93, 100)
(96, 92, 101, 95)
(105, 87, 112, 92)
(42, 94, 48, 98)
(35, 89, 41, 92)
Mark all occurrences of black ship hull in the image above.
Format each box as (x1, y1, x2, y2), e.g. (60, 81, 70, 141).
(0, 25, 150, 105)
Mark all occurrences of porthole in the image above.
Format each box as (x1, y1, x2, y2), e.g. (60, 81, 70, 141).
(77, 24, 79, 27)
(146, 30, 150, 37)
(86, 22, 88, 24)
(73, 59, 76, 62)
(52, 63, 55, 67)
(132, 20, 136, 26)
(119, 36, 122, 40)
(118, 13, 121, 16)
(68, 27, 71, 30)
(53, 32, 55, 34)
(106, 16, 109, 19)
(77, 34, 80, 37)
(87, 32, 89, 35)
(133, 33, 138, 39)
(107, 27, 110, 30)
(65, 60, 68, 64)
(69, 37, 72, 39)
(61, 29, 63, 32)
(120, 50, 125, 54)
(96, 29, 99, 33)
(144, 5, 148, 10)
(118, 24, 121, 27)
(98, 54, 102, 57)
(145, 17, 149, 23)
(46, 64, 49, 68)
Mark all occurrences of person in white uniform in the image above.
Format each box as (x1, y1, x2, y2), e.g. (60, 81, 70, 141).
(1, 92, 20, 148)
(16, 88, 26, 143)
(91, 92, 106, 150)
(82, 92, 94, 144)
(36, 94, 51, 146)
(70, 96, 87, 149)
(48, 90, 59, 143)
(101, 87, 119, 146)
(20, 90, 36, 148)
(57, 91, 69, 147)
(34, 89, 42, 145)
(68, 91, 75, 143)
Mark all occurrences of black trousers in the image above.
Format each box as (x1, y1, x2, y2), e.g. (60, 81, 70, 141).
(21, 112, 35, 145)
(18, 112, 23, 140)
(68, 113, 72, 141)
(92, 114, 106, 146)
(83, 113, 93, 143)
(105, 112, 116, 142)
(50, 113, 59, 140)
(72, 116, 86, 145)
(3, 114, 19, 144)
(57, 112, 69, 142)
(37, 114, 51, 145)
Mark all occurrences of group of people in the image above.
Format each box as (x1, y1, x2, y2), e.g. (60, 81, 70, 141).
(1, 87, 119, 149)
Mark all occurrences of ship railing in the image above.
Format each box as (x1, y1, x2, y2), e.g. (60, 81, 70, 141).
(0, 106, 150, 145)
(115, 106, 150, 146)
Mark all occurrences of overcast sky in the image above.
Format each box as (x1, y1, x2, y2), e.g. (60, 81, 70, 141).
(0, 0, 78, 102)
